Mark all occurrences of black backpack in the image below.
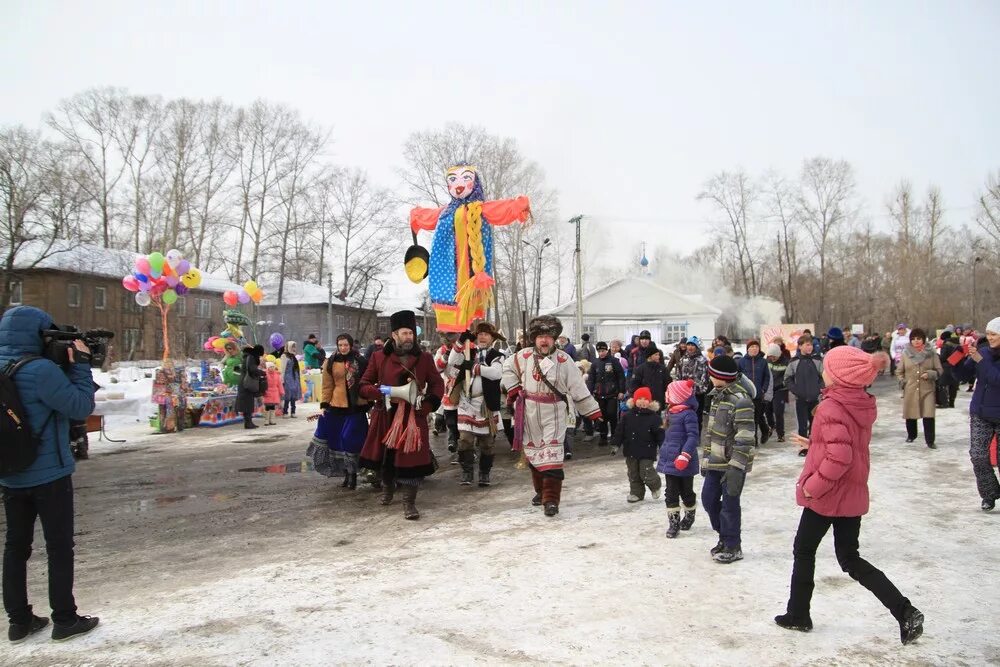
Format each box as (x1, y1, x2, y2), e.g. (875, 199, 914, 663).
(0, 356, 51, 474)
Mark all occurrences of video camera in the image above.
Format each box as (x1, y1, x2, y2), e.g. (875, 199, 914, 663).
(41, 325, 114, 368)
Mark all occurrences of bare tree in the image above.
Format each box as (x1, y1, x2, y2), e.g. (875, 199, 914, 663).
(976, 170, 1000, 260)
(46, 88, 130, 247)
(797, 157, 856, 327)
(762, 172, 800, 322)
(698, 169, 761, 297)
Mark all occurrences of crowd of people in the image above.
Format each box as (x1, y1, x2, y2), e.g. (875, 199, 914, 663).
(2, 301, 998, 647)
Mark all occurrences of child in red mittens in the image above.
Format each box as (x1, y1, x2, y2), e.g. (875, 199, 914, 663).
(656, 379, 701, 538)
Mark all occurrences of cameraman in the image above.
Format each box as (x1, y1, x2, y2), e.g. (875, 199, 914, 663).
(0, 306, 99, 642)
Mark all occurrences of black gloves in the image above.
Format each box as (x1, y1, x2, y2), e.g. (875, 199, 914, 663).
(723, 466, 745, 497)
(320, 402, 331, 411)
(459, 330, 476, 344)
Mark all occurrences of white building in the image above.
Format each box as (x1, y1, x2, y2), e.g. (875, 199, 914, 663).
(546, 276, 721, 346)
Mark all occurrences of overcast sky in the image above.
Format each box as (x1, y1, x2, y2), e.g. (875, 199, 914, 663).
(4, 1, 998, 269)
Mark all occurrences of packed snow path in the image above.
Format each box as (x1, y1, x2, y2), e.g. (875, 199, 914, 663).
(5, 377, 997, 665)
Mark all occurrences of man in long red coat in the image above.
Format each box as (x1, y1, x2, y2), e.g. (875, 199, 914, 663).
(358, 310, 444, 519)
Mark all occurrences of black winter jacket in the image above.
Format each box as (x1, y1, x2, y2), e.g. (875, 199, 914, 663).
(613, 403, 665, 459)
(630, 360, 669, 406)
(588, 355, 626, 398)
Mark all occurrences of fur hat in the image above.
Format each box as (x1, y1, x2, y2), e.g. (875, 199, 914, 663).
(266, 361, 276, 370)
(633, 387, 653, 402)
(825, 348, 889, 388)
(474, 321, 505, 341)
(390, 310, 417, 333)
(708, 354, 739, 381)
(667, 379, 694, 405)
(527, 315, 562, 342)
(766, 343, 782, 357)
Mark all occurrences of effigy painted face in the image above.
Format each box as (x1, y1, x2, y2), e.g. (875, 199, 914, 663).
(447, 166, 477, 200)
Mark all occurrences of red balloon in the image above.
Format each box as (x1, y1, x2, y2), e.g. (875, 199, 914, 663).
(122, 276, 139, 292)
(223, 290, 238, 307)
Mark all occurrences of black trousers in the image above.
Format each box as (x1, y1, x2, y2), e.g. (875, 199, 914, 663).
(3, 475, 78, 626)
(663, 474, 696, 508)
(786, 508, 910, 621)
(766, 389, 788, 437)
(905, 418, 935, 445)
(445, 409, 459, 444)
(795, 398, 818, 437)
(752, 398, 769, 442)
(589, 396, 619, 439)
(695, 394, 707, 435)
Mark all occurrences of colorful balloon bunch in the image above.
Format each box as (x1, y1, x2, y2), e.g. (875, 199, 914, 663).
(223, 280, 263, 307)
(121, 249, 202, 308)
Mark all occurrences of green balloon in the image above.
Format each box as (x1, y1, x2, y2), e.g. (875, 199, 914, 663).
(162, 288, 177, 305)
(148, 252, 165, 270)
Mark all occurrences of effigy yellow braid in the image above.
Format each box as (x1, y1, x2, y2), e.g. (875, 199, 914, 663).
(456, 200, 494, 325)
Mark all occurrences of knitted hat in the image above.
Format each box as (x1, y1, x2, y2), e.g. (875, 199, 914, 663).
(639, 330, 652, 340)
(745, 339, 761, 351)
(708, 354, 739, 381)
(713, 346, 726, 357)
(667, 379, 694, 405)
(596, 341, 608, 350)
(987, 317, 1000, 334)
(825, 347, 889, 388)
(687, 336, 701, 348)
(827, 327, 845, 341)
(633, 387, 653, 402)
(645, 347, 662, 361)
(766, 343, 781, 357)
(896, 323, 907, 330)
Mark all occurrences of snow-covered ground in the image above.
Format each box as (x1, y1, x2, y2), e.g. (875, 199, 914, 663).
(8, 380, 999, 666)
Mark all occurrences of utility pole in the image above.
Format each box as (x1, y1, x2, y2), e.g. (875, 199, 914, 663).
(569, 215, 583, 341)
(327, 273, 334, 345)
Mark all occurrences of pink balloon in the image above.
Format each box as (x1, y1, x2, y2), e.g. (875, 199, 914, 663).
(138, 280, 152, 292)
(135, 257, 151, 275)
(122, 276, 139, 292)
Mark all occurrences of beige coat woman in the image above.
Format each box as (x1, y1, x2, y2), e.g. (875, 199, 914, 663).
(896, 344, 943, 419)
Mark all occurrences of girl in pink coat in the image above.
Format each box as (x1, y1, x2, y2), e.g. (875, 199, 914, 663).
(775, 347, 924, 645)
(262, 362, 284, 425)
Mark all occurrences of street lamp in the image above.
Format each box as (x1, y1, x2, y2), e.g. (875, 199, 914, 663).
(522, 237, 551, 317)
(568, 215, 583, 342)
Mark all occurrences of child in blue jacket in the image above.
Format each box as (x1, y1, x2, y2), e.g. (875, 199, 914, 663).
(657, 379, 701, 538)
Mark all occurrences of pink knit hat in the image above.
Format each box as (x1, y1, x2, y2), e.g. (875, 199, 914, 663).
(824, 348, 889, 388)
(667, 379, 695, 405)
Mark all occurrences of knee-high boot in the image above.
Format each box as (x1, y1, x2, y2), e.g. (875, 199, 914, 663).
(542, 476, 562, 516)
(401, 484, 420, 520)
(379, 470, 396, 505)
(923, 418, 936, 448)
(530, 466, 544, 506)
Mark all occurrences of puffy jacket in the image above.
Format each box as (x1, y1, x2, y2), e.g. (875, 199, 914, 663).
(958, 344, 1000, 422)
(701, 380, 756, 473)
(588, 354, 625, 398)
(656, 397, 700, 477)
(263, 368, 284, 404)
(0, 306, 95, 489)
(769, 354, 790, 393)
(613, 401, 664, 459)
(677, 352, 710, 395)
(786, 352, 824, 402)
(796, 385, 876, 517)
(630, 360, 669, 406)
(738, 352, 770, 398)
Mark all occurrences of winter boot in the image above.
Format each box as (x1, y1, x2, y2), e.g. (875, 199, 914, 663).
(710, 537, 725, 556)
(401, 484, 420, 520)
(459, 450, 475, 486)
(51, 615, 100, 642)
(531, 467, 544, 506)
(379, 475, 396, 505)
(478, 454, 494, 487)
(347, 472, 357, 490)
(8, 615, 48, 643)
(898, 605, 924, 645)
(73, 437, 89, 460)
(680, 503, 697, 531)
(341, 470, 350, 488)
(983, 498, 996, 511)
(774, 613, 813, 633)
(542, 476, 562, 517)
(713, 545, 744, 564)
(665, 508, 681, 538)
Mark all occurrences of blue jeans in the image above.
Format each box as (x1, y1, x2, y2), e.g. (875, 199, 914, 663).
(701, 469, 742, 548)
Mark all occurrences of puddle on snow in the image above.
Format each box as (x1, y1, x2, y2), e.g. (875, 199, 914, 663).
(238, 461, 315, 474)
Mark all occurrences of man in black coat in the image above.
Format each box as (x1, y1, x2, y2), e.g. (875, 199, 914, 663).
(587, 341, 626, 445)
(630, 347, 669, 410)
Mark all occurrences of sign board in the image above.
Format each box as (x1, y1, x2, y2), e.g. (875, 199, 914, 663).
(760, 323, 816, 355)
(851, 324, 864, 335)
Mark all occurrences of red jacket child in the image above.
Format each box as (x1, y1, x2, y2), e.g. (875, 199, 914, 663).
(263, 363, 284, 406)
(795, 349, 887, 517)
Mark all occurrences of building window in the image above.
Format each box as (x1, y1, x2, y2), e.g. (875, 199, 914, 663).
(122, 292, 141, 313)
(583, 322, 597, 337)
(197, 332, 213, 350)
(195, 298, 211, 318)
(94, 286, 107, 310)
(378, 319, 389, 334)
(124, 328, 141, 354)
(68, 283, 81, 308)
(663, 323, 688, 342)
(8, 281, 22, 305)
(337, 314, 346, 332)
(175, 297, 186, 317)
